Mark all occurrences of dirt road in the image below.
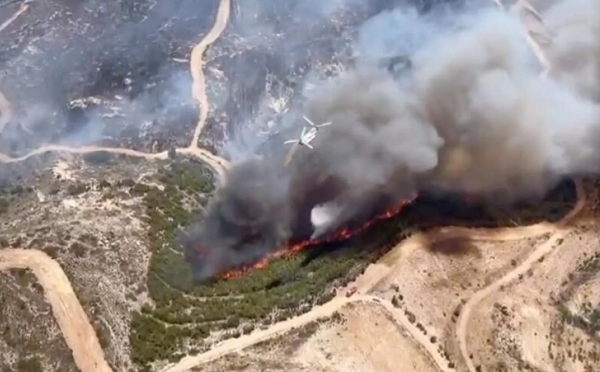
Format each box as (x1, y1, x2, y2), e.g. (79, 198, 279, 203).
(162, 180, 586, 372)
(161, 293, 451, 372)
(0, 1, 29, 34)
(0, 1, 232, 371)
(188, 0, 231, 149)
(494, 0, 551, 73)
(0, 1, 27, 133)
(0, 89, 14, 134)
(0, 0, 230, 177)
(0, 249, 112, 372)
(161, 296, 354, 372)
(0, 144, 229, 178)
(456, 179, 585, 372)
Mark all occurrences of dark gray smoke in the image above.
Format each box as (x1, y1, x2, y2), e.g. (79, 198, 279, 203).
(183, 0, 600, 279)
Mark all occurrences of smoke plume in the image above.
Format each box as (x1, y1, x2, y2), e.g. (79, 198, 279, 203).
(183, 0, 600, 279)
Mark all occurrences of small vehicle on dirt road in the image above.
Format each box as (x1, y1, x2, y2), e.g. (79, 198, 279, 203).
(346, 286, 357, 298)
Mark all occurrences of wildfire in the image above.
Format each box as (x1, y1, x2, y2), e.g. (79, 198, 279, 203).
(219, 194, 417, 280)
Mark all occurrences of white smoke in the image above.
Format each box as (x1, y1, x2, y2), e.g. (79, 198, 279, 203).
(186, 0, 600, 277)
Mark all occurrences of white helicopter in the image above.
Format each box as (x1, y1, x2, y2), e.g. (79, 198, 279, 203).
(283, 126, 317, 149)
(302, 115, 332, 132)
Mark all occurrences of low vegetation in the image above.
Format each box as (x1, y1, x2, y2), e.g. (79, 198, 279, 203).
(557, 251, 600, 337)
(0, 270, 77, 372)
(129, 160, 403, 370)
(127, 163, 577, 370)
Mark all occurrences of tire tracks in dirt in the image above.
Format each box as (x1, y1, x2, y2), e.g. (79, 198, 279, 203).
(0, 0, 233, 371)
(161, 180, 586, 372)
(456, 179, 586, 372)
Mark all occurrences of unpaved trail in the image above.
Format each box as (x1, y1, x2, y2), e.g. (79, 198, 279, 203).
(0, 249, 112, 372)
(188, 0, 231, 149)
(0, 144, 168, 163)
(162, 294, 452, 372)
(0, 1, 28, 132)
(0, 1, 29, 34)
(375, 299, 455, 372)
(456, 179, 585, 372)
(0, 0, 230, 178)
(494, 0, 552, 73)
(163, 181, 586, 372)
(0, 145, 228, 179)
(160, 296, 354, 372)
(0, 88, 14, 133)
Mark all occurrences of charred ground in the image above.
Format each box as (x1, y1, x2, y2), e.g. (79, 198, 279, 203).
(0, 0, 219, 156)
(1, 0, 598, 371)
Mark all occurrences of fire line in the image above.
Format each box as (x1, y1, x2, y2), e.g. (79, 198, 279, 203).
(220, 194, 417, 280)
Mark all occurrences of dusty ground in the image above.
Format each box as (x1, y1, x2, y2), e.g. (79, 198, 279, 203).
(194, 179, 599, 372)
(466, 209, 600, 371)
(197, 301, 439, 372)
(370, 235, 548, 366)
(0, 154, 161, 371)
(1, 1, 599, 372)
(0, 268, 77, 372)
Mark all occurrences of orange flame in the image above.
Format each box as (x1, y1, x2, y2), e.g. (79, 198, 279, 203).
(219, 194, 417, 280)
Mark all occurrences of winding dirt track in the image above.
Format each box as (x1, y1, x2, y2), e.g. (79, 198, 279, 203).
(161, 183, 586, 372)
(498, 0, 551, 73)
(0, 0, 230, 178)
(0, 1, 232, 371)
(0, 1, 587, 372)
(0, 249, 112, 372)
(455, 180, 586, 372)
(188, 0, 231, 149)
(0, 1, 29, 34)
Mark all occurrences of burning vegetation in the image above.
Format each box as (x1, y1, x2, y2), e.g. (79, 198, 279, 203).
(221, 194, 417, 279)
(182, 0, 600, 280)
(127, 0, 599, 368)
(132, 159, 576, 369)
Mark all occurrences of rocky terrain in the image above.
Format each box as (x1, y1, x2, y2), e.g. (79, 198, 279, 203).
(0, 0, 599, 372)
(0, 0, 219, 155)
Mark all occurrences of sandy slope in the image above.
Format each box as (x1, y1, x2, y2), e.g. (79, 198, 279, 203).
(456, 179, 586, 372)
(0, 249, 112, 372)
(0, 1, 587, 372)
(162, 181, 586, 372)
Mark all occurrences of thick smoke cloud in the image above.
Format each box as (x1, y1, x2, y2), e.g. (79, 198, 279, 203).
(184, 0, 600, 279)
